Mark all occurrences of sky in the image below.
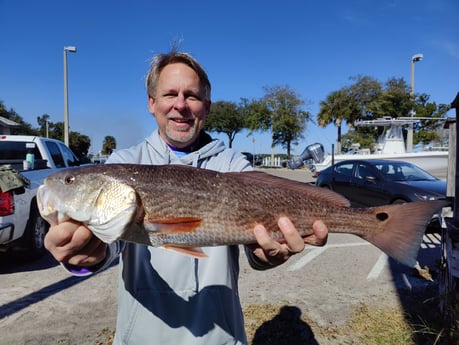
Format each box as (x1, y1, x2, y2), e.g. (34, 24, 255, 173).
(1, 0, 458, 156)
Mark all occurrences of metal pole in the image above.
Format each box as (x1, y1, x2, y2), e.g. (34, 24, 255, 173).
(407, 53, 423, 153)
(63, 49, 69, 146)
(63, 46, 76, 147)
(407, 59, 415, 152)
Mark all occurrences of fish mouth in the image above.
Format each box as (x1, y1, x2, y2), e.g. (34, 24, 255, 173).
(37, 185, 67, 225)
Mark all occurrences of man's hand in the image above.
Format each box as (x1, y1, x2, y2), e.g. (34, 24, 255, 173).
(249, 218, 328, 267)
(44, 220, 107, 267)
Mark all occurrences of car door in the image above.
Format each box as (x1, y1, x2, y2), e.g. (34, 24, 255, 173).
(329, 162, 355, 199)
(349, 162, 389, 207)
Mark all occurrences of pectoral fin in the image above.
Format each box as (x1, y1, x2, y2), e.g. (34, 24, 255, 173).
(145, 217, 202, 233)
(163, 245, 208, 258)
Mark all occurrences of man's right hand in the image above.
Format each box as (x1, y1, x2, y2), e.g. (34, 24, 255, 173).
(44, 220, 107, 267)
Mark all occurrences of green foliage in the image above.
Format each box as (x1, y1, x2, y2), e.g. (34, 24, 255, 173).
(69, 132, 91, 159)
(317, 75, 449, 151)
(205, 100, 245, 148)
(341, 128, 377, 153)
(260, 85, 311, 156)
(102, 135, 116, 155)
(243, 97, 272, 132)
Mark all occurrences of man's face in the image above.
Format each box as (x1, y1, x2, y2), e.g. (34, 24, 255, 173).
(148, 63, 210, 148)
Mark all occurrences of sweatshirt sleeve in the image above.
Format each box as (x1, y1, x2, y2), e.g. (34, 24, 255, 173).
(61, 241, 124, 277)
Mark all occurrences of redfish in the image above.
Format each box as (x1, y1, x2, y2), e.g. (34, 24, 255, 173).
(37, 164, 448, 266)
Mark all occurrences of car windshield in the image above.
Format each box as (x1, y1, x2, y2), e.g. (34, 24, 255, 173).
(375, 162, 436, 181)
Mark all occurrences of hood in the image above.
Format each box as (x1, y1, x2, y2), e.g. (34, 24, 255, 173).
(401, 179, 446, 197)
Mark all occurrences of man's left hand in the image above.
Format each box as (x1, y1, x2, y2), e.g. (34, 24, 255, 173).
(249, 217, 328, 267)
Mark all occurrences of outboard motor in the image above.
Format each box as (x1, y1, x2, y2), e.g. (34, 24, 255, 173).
(287, 143, 325, 170)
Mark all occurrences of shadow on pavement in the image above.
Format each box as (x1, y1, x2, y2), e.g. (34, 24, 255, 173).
(252, 306, 319, 345)
(0, 251, 59, 274)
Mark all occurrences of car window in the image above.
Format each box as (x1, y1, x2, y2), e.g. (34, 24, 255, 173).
(356, 163, 376, 180)
(334, 163, 353, 177)
(46, 142, 66, 168)
(0, 141, 43, 161)
(59, 143, 80, 167)
(376, 163, 398, 180)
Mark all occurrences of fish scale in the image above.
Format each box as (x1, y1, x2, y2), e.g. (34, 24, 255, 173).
(37, 163, 449, 266)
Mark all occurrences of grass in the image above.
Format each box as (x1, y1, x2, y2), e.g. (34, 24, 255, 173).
(243, 299, 459, 345)
(77, 282, 459, 345)
(89, 301, 458, 345)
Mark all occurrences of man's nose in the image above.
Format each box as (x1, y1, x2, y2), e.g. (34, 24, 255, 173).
(173, 94, 187, 110)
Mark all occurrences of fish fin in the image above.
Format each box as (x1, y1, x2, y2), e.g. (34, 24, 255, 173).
(362, 199, 449, 267)
(162, 245, 208, 258)
(226, 171, 351, 207)
(145, 217, 202, 233)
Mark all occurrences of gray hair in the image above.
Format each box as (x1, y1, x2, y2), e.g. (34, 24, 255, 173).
(146, 51, 211, 101)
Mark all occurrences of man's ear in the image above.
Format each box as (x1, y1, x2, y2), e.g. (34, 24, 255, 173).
(148, 95, 155, 114)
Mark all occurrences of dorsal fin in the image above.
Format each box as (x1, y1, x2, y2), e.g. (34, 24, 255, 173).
(225, 171, 351, 207)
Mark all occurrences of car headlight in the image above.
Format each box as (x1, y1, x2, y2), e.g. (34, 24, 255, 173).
(414, 193, 440, 201)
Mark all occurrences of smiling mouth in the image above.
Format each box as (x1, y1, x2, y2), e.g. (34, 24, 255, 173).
(170, 117, 194, 125)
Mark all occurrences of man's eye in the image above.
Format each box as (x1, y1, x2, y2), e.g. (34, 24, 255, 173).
(185, 94, 200, 101)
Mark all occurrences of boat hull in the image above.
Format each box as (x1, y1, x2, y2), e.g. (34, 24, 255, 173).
(312, 151, 448, 173)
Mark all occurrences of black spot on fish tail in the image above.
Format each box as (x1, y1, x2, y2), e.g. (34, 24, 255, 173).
(375, 212, 389, 221)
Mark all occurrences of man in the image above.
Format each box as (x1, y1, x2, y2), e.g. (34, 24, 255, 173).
(45, 51, 328, 344)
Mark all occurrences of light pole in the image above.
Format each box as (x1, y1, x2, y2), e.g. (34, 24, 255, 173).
(63, 46, 77, 146)
(406, 53, 423, 152)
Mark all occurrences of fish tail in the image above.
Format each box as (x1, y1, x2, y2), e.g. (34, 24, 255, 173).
(360, 200, 448, 267)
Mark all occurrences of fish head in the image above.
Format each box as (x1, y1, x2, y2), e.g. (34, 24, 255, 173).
(37, 167, 139, 243)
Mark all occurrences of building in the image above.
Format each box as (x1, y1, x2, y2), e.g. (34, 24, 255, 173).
(0, 116, 20, 135)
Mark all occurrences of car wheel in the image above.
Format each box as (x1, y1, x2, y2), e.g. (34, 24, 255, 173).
(22, 201, 50, 259)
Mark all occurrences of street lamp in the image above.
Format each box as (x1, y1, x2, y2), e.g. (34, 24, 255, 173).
(63, 46, 77, 146)
(406, 53, 423, 153)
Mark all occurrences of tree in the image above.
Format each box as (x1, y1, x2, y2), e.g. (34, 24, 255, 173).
(412, 93, 449, 146)
(69, 132, 91, 160)
(347, 75, 382, 119)
(36, 114, 52, 137)
(243, 97, 272, 133)
(205, 101, 245, 148)
(368, 77, 412, 118)
(317, 88, 357, 153)
(102, 136, 116, 155)
(258, 85, 311, 157)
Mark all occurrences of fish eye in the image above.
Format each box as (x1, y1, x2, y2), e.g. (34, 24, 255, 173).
(64, 175, 75, 185)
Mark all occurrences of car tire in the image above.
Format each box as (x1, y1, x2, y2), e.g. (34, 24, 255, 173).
(22, 200, 50, 259)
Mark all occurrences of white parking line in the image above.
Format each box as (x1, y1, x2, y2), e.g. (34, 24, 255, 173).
(367, 253, 389, 280)
(287, 242, 370, 271)
(288, 234, 439, 276)
(421, 233, 441, 249)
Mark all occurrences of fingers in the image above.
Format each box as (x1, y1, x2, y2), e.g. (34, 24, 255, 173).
(250, 217, 329, 268)
(44, 220, 107, 267)
(304, 220, 329, 246)
(251, 217, 306, 266)
(277, 217, 305, 253)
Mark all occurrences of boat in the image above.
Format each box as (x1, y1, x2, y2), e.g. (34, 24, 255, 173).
(288, 117, 448, 173)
